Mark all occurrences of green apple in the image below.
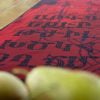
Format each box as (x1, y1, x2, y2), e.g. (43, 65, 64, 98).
(26, 66, 100, 100)
(0, 71, 29, 100)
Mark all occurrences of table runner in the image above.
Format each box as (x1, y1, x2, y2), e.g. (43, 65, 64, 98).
(0, 0, 100, 79)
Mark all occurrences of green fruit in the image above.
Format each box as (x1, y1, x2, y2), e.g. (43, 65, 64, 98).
(26, 66, 100, 100)
(0, 71, 29, 100)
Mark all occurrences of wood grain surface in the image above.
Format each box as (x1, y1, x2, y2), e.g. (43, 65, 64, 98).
(0, 0, 40, 29)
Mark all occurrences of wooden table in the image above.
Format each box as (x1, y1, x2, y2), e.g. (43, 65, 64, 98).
(0, 0, 40, 29)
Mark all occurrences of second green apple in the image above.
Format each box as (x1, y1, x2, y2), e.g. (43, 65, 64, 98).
(26, 66, 100, 100)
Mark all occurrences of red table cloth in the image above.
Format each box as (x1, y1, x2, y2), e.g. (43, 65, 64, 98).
(0, 0, 100, 79)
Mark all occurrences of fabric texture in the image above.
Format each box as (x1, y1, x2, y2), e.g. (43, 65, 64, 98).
(0, 0, 100, 79)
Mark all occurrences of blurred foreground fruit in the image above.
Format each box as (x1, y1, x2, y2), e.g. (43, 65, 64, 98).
(0, 71, 29, 100)
(26, 66, 100, 100)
